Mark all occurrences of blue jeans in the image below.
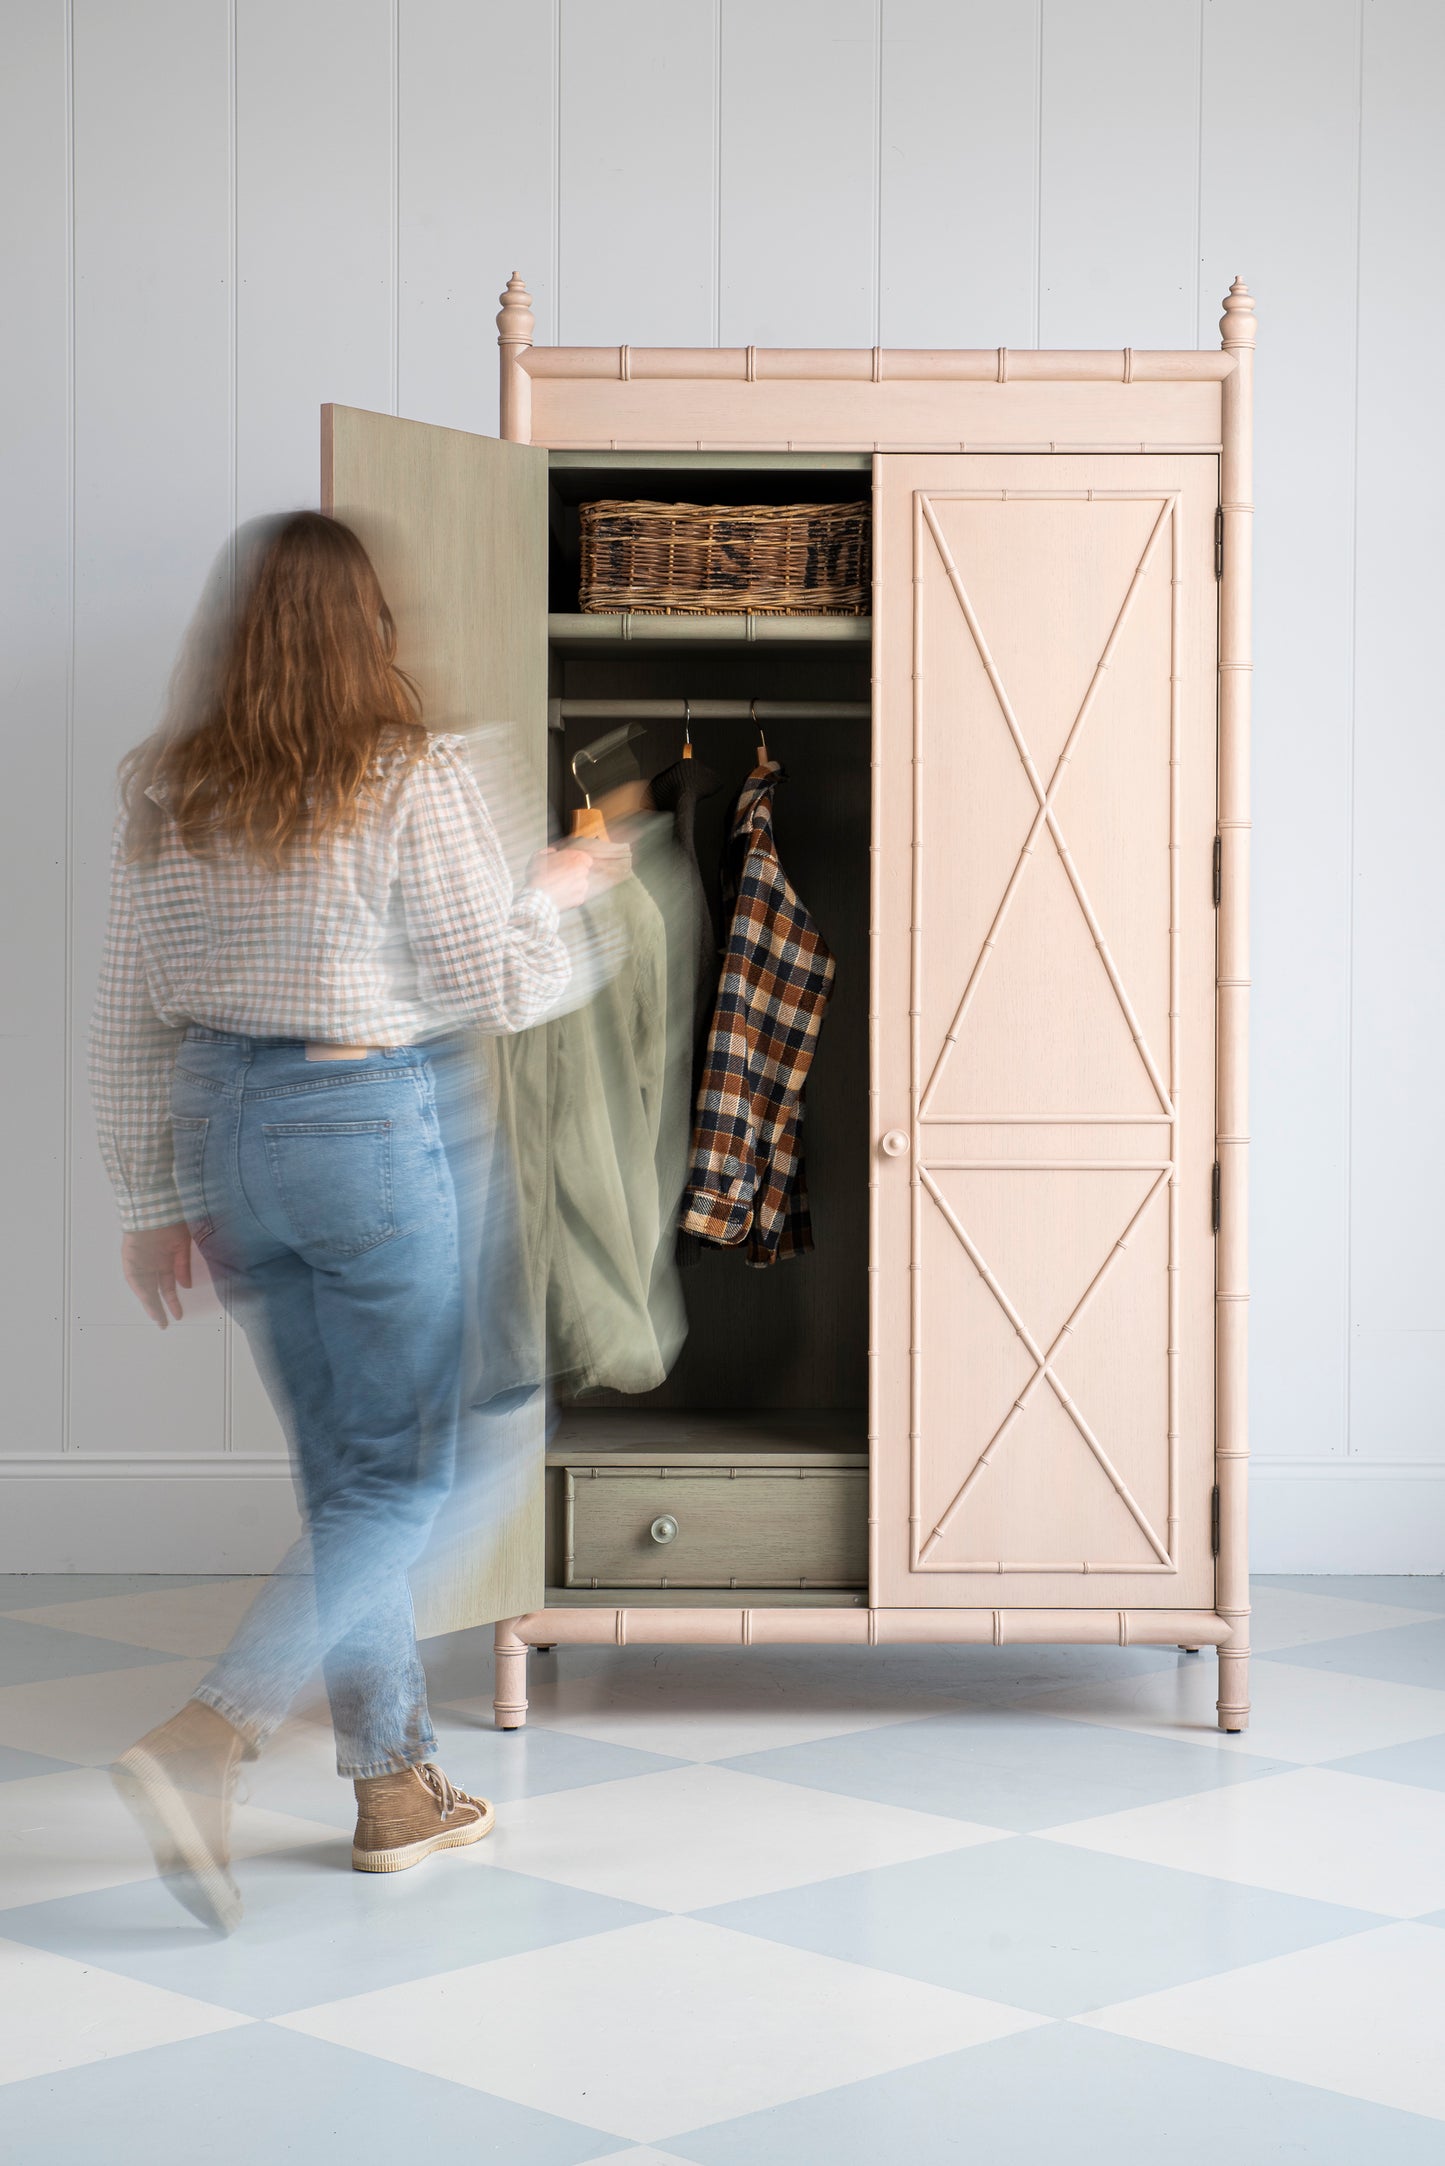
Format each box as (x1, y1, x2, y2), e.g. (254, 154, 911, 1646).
(171, 1030, 461, 1778)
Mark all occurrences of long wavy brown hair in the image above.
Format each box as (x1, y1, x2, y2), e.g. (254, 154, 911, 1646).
(125, 512, 425, 865)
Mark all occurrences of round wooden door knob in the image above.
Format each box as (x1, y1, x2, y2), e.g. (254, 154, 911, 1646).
(881, 1130, 911, 1157)
(650, 1514, 679, 1545)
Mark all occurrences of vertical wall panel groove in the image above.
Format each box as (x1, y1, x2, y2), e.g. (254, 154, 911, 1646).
(719, 0, 877, 347)
(1039, 0, 1201, 348)
(390, 0, 400, 417)
(0, 0, 74, 1457)
(558, 0, 716, 346)
(222, 0, 238, 1452)
(69, 0, 234, 1455)
(63, 0, 76, 1449)
(711, 0, 722, 343)
(1192, 0, 1205, 347)
(552, 0, 562, 343)
(1032, 0, 1043, 345)
(879, 1, 1038, 349)
(1348, 0, 1445, 1464)
(1341, 0, 1366, 1454)
(1201, 0, 1361, 1471)
(396, 1, 554, 436)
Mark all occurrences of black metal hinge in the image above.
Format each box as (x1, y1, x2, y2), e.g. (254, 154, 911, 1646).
(1210, 1484, 1221, 1556)
(1212, 834, 1222, 906)
(1211, 1161, 1221, 1233)
(1214, 505, 1224, 579)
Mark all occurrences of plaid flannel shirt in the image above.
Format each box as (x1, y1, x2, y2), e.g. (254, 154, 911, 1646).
(678, 764, 835, 1266)
(89, 734, 569, 1232)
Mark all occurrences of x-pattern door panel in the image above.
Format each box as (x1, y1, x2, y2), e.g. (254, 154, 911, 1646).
(873, 456, 1217, 1609)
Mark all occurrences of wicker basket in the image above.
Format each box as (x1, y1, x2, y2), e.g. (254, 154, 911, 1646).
(579, 499, 871, 616)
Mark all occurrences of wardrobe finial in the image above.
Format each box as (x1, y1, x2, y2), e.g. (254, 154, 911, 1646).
(497, 274, 536, 443)
(1219, 277, 1257, 350)
(497, 272, 535, 345)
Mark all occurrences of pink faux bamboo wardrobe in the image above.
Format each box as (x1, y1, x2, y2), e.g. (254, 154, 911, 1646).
(322, 276, 1255, 1735)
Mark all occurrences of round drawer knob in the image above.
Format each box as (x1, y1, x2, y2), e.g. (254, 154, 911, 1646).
(650, 1514, 679, 1545)
(881, 1129, 911, 1158)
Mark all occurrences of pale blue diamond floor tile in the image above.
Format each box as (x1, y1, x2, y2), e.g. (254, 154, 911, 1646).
(697, 1837, 1380, 2016)
(720, 1708, 1288, 1829)
(870, 1642, 1182, 1706)
(0, 1845, 660, 2017)
(1266, 1618, 1445, 1691)
(0, 2023, 624, 2163)
(0, 1573, 222, 1610)
(419, 1621, 504, 1703)
(1323, 1733, 1445, 1791)
(0, 1618, 191, 1688)
(428, 1716, 689, 1803)
(247, 1717, 688, 1828)
(1253, 1575, 1445, 1613)
(664, 2021, 1445, 2165)
(0, 1741, 79, 1784)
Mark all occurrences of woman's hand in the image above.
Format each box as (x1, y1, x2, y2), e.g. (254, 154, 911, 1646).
(122, 1223, 193, 1328)
(528, 844, 595, 911)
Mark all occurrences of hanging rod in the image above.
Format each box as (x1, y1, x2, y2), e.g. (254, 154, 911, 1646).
(549, 698, 869, 731)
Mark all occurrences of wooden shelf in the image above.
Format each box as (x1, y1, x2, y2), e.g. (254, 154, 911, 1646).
(548, 611, 871, 652)
(549, 1407, 865, 1466)
(540, 1585, 867, 1608)
(547, 449, 871, 474)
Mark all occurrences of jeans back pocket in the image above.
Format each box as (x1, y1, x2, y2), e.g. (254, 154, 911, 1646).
(169, 1114, 214, 1243)
(263, 1119, 395, 1257)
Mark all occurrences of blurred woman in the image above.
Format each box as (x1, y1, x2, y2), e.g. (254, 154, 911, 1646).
(90, 511, 586, 1928)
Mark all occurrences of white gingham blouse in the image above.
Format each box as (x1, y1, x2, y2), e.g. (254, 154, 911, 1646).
(90, 734, 570, 1232)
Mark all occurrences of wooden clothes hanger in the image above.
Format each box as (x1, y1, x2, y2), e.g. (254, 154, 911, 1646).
(569, 722, 647, 838)
(569, 759, 607, 840)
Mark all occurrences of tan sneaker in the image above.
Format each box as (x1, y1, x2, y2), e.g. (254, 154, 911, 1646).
(111, 1699, 245, 1932)
(352, 1762, 495, 1874)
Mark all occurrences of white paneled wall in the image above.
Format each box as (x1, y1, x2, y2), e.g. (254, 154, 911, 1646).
(3, 0, 1441, 1570)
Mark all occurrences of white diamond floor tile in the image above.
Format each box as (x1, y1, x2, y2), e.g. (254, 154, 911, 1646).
(1019, 1652, 1445, 1764)
(469, 1762, 1001, 1911)
(278, 1916, 1044, 2144)
(576, 2154, 700, 2166)
(1081, 1922, 1445, 2122)
(1043, 1767, 1445, 1918)
(0, 1767, 340, 1911)
(4, 1580, 262, 1658)
(458, 1656, 968, 1764)
(233, 1721, 358, 1829)
(0, 1935, 248, 2085)
(0, 1660, 214, 1767)
(575, 2153, 705, 2165)
(1245, 1583, 1438, 1654)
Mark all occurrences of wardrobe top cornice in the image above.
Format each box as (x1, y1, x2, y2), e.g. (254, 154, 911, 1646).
(494, 272, 1254, 458)
(521, 346, 1235, 384)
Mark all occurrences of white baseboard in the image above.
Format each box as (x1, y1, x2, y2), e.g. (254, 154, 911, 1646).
(1, 1456, 1441, 1578)
(1248, 1458, 1445, 1575)
(0, 1457, 301, 1573)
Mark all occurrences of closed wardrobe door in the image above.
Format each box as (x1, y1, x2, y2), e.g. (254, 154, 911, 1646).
(872, 455, 1218, 1609)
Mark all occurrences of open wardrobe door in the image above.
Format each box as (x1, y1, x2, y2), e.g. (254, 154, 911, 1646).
(322, 404, 550, 1638)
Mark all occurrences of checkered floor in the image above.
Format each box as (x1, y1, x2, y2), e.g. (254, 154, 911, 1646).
(2, 1576, 1444, 2161)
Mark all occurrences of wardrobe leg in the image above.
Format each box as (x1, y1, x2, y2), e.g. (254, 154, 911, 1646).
(1217, 1641, 1250, 1734)
(494, 1619, 529, 1731)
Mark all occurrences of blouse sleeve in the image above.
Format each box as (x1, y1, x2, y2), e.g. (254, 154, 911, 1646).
(88, 819, 187, 1232)
(396, 736, 572, 1033)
